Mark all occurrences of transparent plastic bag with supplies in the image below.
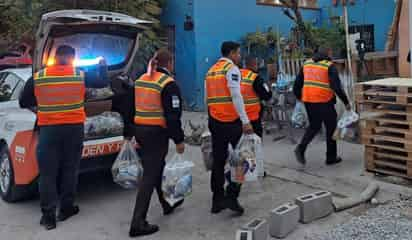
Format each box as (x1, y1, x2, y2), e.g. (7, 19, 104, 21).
(333, 110, 360, 143)
(162, 153, 195, 206)
(229, 134, 262, 183)
(291, 101, 308, 129)
(111, 140, 143, 189)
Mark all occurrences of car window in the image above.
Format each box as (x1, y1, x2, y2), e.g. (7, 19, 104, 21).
(0, 73, 11, 102)
(0, 73, 23, 102)
(10, 80, 24, 100)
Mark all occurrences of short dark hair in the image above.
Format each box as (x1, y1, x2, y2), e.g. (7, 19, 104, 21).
(56, 45, 75, 57)
(155, 48, 172, 68)
(221, 41, 240, 57)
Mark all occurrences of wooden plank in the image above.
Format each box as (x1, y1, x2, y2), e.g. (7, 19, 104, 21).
(374, 152, 410, 161)
(368, 168, 409, 179)
(365, 143, 412, 153)
(358, 78, 412, 87)
(360, 90, 412, 98)
(362, 134, 412, 145)
(374, 160, 407, 171)
(356, 99, 412, 106)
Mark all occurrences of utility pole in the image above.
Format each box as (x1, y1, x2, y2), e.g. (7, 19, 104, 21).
(343, 0, 354, 102)
(409, 0, 412, 77)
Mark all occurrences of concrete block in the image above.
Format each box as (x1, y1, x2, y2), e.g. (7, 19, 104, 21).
(242, 218, 268, 240)
(236, 230, 253, 240)
(269, 202, 300, 239)
(295, 191, 334, 223)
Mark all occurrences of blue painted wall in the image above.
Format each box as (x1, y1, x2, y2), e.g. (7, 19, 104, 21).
(162, 0, 197, 110)
(317, 0, 396, 51)
(162, 0, 396, 110)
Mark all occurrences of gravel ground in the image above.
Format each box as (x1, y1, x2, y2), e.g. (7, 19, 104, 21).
(305, 197, 412, 240)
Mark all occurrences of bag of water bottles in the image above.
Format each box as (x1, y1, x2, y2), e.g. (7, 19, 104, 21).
(111, 140, 143, 189)
(229, 134, 262, 183)
(291, 101, 308, 128)
(333, 110, 360, 143)
(162, 154, 194, 205)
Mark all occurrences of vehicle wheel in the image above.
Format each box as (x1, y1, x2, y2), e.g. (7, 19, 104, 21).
(0, 144, 37, 203)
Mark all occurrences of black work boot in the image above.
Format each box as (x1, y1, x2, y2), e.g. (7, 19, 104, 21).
(226, 183, 244, 215)
(129, 221, 159, 237)
(225, 198, 244, 215)
(57, 205, 80, 222)
(326, 156, 342, 166)
(40, 212, 56, 231)
(294, 145, 306, 165)
(211, 194, 227, 214)
(163, 199, 184, 216)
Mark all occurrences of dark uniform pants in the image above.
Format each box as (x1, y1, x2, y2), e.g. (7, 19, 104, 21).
(299, 102, 338, 160)
(208, 117, 242, 201)
(37, 124, 84, 214)
(131, 125, 170, 225)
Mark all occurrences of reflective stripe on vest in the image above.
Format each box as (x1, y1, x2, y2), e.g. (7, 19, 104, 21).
(206, 59, 239, 122)
(134, 72, 174, 128)
(34, 66, 86, 126)
(240, 69, 261, 121)
(302, 60, 334, 103)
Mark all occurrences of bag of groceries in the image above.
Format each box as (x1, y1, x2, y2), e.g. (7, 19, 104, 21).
(84, 112, 124, 139)
(333, 110, 360, 143)
(111, 140, 143, 189)
(291, 101, 308, 128)
(229, 134, 262, 183)
(162, 154, 194, 205)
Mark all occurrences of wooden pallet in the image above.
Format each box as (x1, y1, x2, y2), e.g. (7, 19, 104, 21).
(355, 79, 412, 105)
(365, 146, 412, 179)
(357, 102, 412, 117)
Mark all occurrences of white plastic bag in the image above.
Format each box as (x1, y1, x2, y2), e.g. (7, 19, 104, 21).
(230, 134, 262, 183)
(111, 140, 143, 189)
(291, 101, 308, 128)
(162, 154, 194, 205)
(333, 110, 360, 143)
(200, 131, 213, 171)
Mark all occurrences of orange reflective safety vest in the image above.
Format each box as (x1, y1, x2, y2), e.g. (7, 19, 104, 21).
(206, 59, 239, 122)
(240, 69, 261, 121)
(302, 59, 335, 103)
(34, 65, 86, 126)
(134, 72, 174, 128)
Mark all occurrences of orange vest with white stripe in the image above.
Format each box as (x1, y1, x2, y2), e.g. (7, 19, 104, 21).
(302, 59, 334, 103)
(34, 65, 86, 126)
(240, 69, 261, 121)
(206, 59, 239, 122)
(134, 72, 174, 128)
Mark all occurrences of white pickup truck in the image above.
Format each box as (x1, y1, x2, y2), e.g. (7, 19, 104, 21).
(0, 10, 149, 202)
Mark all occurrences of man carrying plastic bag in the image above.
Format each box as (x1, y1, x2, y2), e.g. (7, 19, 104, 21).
(112, 140, 143, 189)
(128, 49, 186, 237)
(162, 154, 194, 206)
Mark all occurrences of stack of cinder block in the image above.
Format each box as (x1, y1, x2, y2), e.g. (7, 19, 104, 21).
(236, 191, 334, 239)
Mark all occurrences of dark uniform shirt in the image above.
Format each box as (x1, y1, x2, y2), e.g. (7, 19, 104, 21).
(120, 68, 184, 144)
(293, 59, 349, 106)
(252, 74, 272, 101)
